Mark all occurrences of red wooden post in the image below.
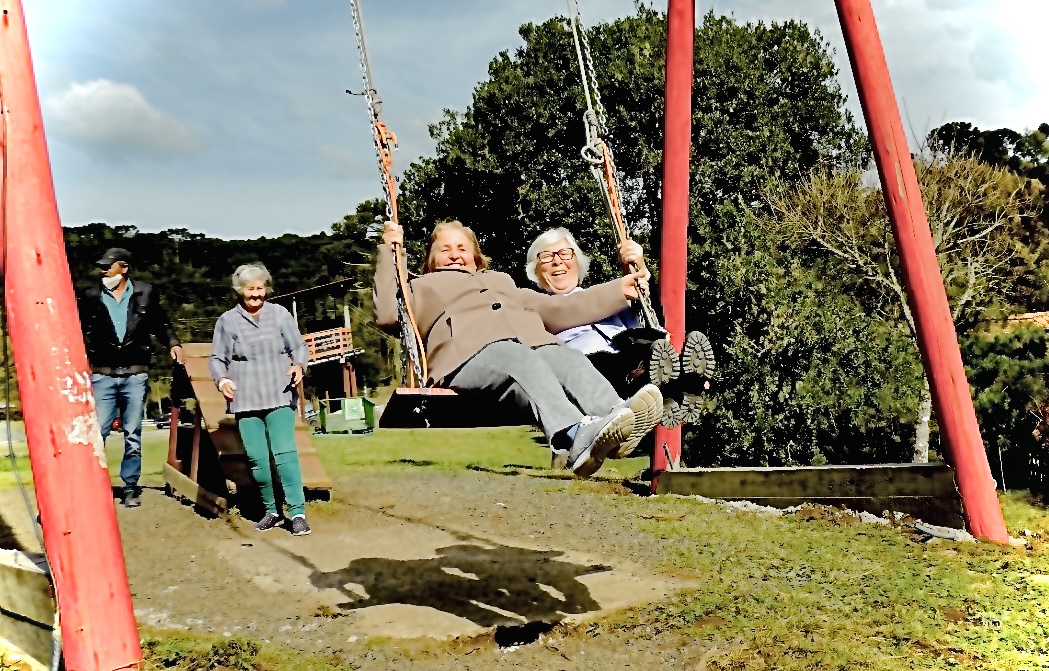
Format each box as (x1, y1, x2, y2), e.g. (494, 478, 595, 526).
(652, 0, 694, 491)
(835, 0, 1008, 541)
(167, 405, 181, 469)
(0, 1, 143, 667)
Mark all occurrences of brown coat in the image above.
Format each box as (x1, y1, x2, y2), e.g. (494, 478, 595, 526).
(374, 244, 630, 385)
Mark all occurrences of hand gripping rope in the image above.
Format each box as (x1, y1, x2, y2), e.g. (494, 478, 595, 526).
(348, 0, 427, 386)
(568, 0, 665, 333)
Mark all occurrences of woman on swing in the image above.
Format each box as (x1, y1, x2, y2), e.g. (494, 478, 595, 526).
(375, 220, 663, 477)
(525, 228, 715, 425)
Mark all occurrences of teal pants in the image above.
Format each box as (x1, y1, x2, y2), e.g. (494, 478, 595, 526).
(235, 406, 306, 518)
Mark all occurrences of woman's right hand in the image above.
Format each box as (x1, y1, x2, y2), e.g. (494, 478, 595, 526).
(382, 220, 404, 247)
(219, 378, 237, 402)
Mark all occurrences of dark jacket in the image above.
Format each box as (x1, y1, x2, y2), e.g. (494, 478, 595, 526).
(78, 280, 180, 375)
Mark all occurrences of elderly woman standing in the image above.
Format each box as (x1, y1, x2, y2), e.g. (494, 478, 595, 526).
(210, 263, 312, 536)
(375, 220, 663, 475)
(525, 228, 715, 424)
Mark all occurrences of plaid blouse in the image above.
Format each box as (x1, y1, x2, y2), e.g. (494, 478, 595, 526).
(210, 302, 309, 414)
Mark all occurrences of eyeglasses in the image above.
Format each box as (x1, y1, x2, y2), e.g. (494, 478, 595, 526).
(537, 248, 576, 264)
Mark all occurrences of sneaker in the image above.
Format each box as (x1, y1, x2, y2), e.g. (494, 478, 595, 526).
(681, 331, 716, 378)
(122, 488, 141, 509)
(291, 516, 312, 536)
(661, 397, 687, 429)
(550, 448, 570, 470)
(566, 408, 634, 478)
(648, 338, 680, 387)
(255, 512, 282, 532)
(608, 384, 663, 459)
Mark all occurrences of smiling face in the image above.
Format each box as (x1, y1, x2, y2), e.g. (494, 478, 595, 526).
(431, 228, 478, 274)
(537, 239, 580, 294)
(239, 277, 268, 312)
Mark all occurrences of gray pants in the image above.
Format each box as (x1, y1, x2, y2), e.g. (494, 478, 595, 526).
(447, 341, 622, 439)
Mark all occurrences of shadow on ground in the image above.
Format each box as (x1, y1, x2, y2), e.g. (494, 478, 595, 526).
(304, 542, 611, 629)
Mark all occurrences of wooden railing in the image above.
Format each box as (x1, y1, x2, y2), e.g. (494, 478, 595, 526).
(303, 327, 360, 365)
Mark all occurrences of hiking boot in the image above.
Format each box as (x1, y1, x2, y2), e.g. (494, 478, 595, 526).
(255, 512, 282, 532)
(661, 397, 687, 429)
(608, 384, 663, 459)
(680, 392, 705, 425)
(122, 488, 141, 509)
(291, 516, 312, 537)
(681, 331, 716, 378)
(566, 408, 634, 478)
(648, 338, 680, 387)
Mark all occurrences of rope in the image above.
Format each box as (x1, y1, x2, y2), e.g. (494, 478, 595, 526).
(567, 0, 664, 332)
(348, 0, 427, 386)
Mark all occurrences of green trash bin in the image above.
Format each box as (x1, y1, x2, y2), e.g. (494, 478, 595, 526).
(342, 396, 376, 433)
(319, 397, 376, 434)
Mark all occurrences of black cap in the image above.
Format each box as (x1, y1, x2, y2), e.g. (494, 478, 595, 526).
(95, 248, 132, 268)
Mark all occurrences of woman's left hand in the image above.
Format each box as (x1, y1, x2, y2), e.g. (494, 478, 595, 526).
(620, 270, 649, 301)
(618, 239, 648, 276)
(286, 364, 304, 386)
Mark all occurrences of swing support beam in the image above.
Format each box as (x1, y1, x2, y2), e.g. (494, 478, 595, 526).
(654, 0, 1007, 541)
(834, 0, 1007, 541)
(0, 1, 143, 667)
(651, 0, 693, 488)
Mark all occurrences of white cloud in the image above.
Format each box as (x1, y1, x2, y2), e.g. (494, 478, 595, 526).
(46, 79, 203, 160)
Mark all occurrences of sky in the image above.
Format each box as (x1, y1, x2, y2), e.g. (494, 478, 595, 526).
(18, 0, 1048, 239)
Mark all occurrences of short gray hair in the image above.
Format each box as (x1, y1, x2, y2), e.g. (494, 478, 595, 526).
(525, 228, 590, 289)
(232, 263, 273, 295)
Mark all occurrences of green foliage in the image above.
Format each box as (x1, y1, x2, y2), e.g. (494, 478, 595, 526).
(62, 217, 399, 402)
(142, 634, 259, 671)
(962, 325, 1049, 490)
(399, 7, 879, 466)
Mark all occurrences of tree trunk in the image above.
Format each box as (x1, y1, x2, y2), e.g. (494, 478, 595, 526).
(913, 376, 932, 463)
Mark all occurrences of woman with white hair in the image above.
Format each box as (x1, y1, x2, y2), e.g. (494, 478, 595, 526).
(210, 263, 312, 536)
(526, 228, 715, 423)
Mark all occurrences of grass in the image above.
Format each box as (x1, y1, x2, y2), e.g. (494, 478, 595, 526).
(313, 426, 649, 480)
(1, 426, 171, 489)
(7, 422, 1048, 669)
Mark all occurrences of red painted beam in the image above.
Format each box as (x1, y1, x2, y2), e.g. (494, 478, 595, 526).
(0, 2, 143, 667)
(835, 0, 1008, 541)
(652, 0, 694, 492)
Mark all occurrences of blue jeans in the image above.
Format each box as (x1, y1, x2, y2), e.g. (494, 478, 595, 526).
(92, 372, 148, 490)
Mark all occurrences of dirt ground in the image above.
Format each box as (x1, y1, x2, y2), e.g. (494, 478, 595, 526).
(1, 470, 718, 669)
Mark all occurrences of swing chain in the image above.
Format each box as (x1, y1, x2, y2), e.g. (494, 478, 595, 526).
(568, 0, 664, 333)
(348, 0, 428, 385)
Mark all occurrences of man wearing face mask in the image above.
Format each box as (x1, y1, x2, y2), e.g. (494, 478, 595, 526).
(77, 247, 184, 508)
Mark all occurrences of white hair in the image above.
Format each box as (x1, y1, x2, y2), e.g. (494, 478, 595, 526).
(232, 263, 273, 295)
(525, 228, 591, 289)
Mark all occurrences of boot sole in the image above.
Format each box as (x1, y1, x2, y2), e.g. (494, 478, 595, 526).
(661, 397, 687, 429)
(648, 339, 680, 387)
(609, 385, 663, 459)
(681, 331, 716, 378)
(569, 409, 633, 478)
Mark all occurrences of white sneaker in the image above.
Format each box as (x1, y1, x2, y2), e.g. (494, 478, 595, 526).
(608, 384, 663, 459)
(566, 408, 634, 477)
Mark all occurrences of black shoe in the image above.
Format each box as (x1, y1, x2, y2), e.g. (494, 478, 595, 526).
(255, 512, 282, 532)
(681, 331, 716, 378)
(122, 488, 142, 508)
(291, 516, 312, 536)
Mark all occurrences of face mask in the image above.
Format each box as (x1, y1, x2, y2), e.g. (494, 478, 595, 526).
(101, 274, 124, 290)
